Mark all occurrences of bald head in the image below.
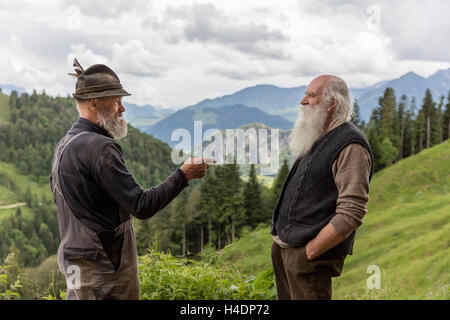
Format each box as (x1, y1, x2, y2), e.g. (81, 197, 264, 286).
(301, 74, 353, 127)
(311, 75, 334, 93)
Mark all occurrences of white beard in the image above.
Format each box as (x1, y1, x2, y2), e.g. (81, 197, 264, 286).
(96, 108, 128, 140)
(288, 102, 328, 157)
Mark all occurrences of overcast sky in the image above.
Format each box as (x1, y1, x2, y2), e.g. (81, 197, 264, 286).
(1, 0, 449, 109)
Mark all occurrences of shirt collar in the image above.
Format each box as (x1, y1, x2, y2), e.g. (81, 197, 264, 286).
(68, 117, 113, 139)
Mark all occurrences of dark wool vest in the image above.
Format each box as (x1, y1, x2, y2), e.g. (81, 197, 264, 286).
(270, 122, 374, 255)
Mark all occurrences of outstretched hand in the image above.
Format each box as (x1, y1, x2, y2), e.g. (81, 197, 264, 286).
(180, 157, 216, 181)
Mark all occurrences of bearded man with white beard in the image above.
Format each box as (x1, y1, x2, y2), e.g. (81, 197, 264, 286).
(50, 60, 212, 299)
(270, 75, 374, 300)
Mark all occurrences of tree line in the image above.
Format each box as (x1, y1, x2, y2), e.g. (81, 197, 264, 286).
(135, 160, 290, 256)
(353, 88, 450, 172)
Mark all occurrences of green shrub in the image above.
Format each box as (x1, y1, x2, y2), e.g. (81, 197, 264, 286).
(139, 248, 276, 300)
(0, 253, 22, 300)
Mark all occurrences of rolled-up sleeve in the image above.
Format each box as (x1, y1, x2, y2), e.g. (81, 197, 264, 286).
(329, 143, 372, 236)
(94, 142, 188, 220)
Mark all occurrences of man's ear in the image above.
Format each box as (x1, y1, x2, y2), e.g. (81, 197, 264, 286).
(88, 98, 97, 110)
(327, 97, 337, 112)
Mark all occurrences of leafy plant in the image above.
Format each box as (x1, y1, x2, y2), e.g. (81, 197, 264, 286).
(0, 253, 22, 300)
(139, 246, 276, 300)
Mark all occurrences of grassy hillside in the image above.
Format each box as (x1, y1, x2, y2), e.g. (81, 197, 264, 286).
(217, 140, 450, 299)
(0, 160, 53, 221)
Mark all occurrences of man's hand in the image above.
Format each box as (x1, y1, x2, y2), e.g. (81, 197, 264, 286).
(304, 222, 349, 260)
(180, 157, 216, 181)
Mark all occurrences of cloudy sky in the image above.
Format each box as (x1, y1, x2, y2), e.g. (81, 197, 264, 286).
(1, 0, 449, 109)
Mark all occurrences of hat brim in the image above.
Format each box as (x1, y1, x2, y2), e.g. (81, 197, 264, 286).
(73, 88, 131, 100)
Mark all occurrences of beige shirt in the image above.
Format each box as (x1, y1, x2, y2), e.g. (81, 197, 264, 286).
(273, 121, 372, 248)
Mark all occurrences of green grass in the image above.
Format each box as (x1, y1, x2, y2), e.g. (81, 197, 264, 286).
(0, 92, 10, 124)
(216, 140, 450, 299)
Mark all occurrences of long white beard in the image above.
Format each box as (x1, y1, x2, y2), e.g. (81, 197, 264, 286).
(288, 103, 328, 157)
(96, 109, 128, 140)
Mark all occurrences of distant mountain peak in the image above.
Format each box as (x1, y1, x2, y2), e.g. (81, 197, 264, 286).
(428, 68, 450, 79)
(400, 71, 424, 80)
(0, 84, 26, 95)
(430, 67, 450, 74)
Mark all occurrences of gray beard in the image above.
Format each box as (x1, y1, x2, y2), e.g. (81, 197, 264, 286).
(96, 109, 128, 140)
(288, 103, 328, 157)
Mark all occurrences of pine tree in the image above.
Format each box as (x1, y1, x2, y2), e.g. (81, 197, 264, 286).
(219, 163, 244, 247)
(436, 94, 444, 143)
(415, 109, 426, 152)
(9, 90, 18, 110)
(367, 121, 383, 171)
(243, 164, 264, 228)
(443, 91, 450, 141)
(175, 190, 189, 255)
(420, 89, 439, 148)
(15, 207, 23, 230)
(409, 97, 418, 155)
(367, 88, 399, 171)
(397, 94, 408, 159)
(197, 169, 218, 246)
(402, 97, 415, 158)
(24, 187, 34, 208)
(352, 100, 362, 129)
(31, 89, 38, 103)
(378, 87, 397, 147)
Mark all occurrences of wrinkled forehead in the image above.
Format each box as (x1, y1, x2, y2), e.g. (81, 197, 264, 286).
(305, 76, 330, 96)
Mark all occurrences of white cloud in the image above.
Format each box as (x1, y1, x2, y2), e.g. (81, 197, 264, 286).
(67, 44, 110, 67)
(112, 40, 168, 77)
(0, 0, 449, 109)
(161, 2, 289, 60)
(0, 34, 62, 95)
(380, 0, 450, 61)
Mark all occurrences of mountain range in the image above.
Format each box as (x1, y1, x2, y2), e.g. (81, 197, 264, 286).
(0, 84, 26, 95)
(3, 68, 449, 146)
(144, 68, 450, 145)
(175, 68, 450, 123)
(149, 104, 293, 147)
(123, 102, 175, 133)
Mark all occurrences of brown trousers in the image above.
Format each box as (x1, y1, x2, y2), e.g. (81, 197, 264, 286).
(271, 242, 347, 300)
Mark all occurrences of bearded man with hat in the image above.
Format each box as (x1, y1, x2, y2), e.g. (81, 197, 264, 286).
(50, 59, 211, 300)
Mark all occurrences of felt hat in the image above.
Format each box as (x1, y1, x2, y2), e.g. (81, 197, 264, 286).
(69, 58, 131, 99)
